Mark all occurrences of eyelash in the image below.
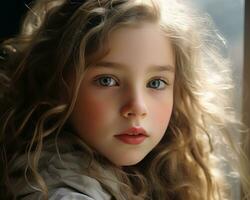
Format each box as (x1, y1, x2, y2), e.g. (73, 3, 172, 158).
(93, 75, 169, 90)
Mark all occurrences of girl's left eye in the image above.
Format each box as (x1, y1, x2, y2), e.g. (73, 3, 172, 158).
(94, 76, 119, 87)
(94, 76, 168, 89)
(147, 79, 168, 90)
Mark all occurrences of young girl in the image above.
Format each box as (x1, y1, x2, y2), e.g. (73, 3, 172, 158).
(0, 0, 249, 199)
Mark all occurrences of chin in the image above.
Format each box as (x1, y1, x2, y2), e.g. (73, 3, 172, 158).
(112, 154, 146, 166)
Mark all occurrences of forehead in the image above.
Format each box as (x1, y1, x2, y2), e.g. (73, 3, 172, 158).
(95, 22, 175, 70)
(96, 23, 175, 70)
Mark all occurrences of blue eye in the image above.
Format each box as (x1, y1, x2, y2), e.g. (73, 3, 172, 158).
(95, 76, 118, 87)
(147, 79, 167, 90)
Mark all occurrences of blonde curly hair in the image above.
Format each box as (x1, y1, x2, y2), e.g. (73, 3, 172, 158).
(0, 0, 249, 199)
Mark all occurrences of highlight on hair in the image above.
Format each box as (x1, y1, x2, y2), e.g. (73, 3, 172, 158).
(0, 0, 249, 199)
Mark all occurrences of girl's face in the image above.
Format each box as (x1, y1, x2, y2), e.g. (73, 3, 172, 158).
(70, 22, 175, 166)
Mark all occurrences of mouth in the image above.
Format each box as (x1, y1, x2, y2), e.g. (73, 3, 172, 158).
(115, 127, 149, 145)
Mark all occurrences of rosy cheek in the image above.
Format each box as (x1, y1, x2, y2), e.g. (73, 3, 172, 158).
(78, 90, 115, 129)
(153, 104, 173, 131)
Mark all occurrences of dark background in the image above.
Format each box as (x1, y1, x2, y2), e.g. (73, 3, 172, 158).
(0, 0, 32, 40)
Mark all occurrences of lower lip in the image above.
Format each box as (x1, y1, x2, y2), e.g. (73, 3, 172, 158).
(115, 134, 147, 145)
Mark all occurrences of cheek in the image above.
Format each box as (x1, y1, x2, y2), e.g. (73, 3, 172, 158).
(76, 91, 114, 128)
(152, 102, 173, 130)
(82, 98, 105, 124)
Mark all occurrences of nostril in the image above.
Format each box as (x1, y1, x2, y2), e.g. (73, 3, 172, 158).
(122, 111, 147, 119)
(120, 100, 148, 119)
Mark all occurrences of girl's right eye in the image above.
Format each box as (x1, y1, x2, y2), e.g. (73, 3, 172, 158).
(94, 76, 119, 87)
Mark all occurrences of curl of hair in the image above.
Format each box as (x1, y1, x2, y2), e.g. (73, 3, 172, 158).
(0, 0, 249, 199)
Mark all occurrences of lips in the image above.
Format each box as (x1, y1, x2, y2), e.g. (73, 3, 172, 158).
(115, 127, 148, 145)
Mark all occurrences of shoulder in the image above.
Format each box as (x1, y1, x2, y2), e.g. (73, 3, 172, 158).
(42, 151, 112, 200)
(21, 188, 96, 200)
(49, 187, 95, 200)
(18, 150, 112, 200)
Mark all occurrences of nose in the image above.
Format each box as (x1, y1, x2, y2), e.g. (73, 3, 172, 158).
(120, 91, 148, 120)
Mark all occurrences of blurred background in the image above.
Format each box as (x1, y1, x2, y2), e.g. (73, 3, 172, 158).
(191, 0, 245, 111)
(0, 0, 31, 40)
(188, 1, 245, 199)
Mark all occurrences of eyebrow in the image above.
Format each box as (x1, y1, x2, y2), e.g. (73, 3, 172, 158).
(92, 61, 175, 73)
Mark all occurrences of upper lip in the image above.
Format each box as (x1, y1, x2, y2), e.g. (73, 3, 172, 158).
(116, 127, 149, 136)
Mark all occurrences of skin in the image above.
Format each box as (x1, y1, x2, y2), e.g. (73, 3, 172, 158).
(70, 22, 175, 166)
